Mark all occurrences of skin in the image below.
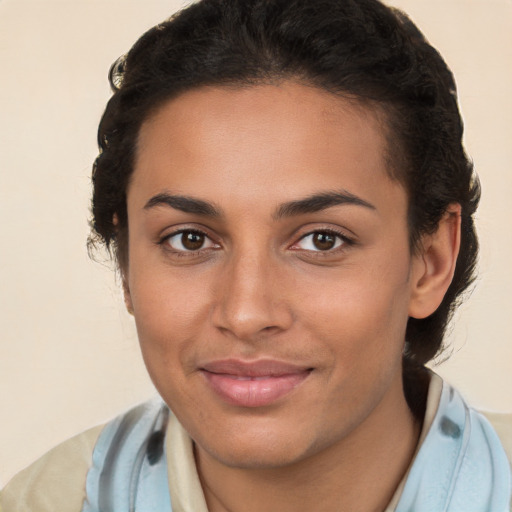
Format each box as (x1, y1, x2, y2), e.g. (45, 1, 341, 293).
(124, 82, 460, 512)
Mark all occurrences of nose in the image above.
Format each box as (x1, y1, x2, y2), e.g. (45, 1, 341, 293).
(211, 249, 293, 341)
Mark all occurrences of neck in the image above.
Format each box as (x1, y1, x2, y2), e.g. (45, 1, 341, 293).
(196, 375, 421, 512)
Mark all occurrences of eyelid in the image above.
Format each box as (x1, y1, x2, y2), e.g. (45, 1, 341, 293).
(289, 227, 356, 253)
(159, 226, 221, 253)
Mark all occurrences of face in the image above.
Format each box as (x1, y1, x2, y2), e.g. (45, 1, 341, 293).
(125, 82, 423, 469)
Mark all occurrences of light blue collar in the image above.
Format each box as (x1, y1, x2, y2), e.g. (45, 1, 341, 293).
(82, 398, 172, 512)
(395, 380, 511, 511)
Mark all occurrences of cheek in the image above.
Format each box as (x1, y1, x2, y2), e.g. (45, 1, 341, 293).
(130, 279, 209, 414)
(295, 258, 412, 363)
(128, 266, 213, 370)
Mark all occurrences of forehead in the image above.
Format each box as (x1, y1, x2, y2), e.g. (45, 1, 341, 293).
(131, 82, 404, 216)
(137, 82, 390, 156)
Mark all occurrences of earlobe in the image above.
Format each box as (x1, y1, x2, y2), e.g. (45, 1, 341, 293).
(408, 204, 461, 319)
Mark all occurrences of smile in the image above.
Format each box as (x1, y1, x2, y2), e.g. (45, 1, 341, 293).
(200, 359, 313, 408)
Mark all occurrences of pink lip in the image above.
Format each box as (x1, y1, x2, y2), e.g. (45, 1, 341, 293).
(200, 359, 312, 408)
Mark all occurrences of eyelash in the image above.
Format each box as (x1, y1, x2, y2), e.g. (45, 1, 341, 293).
(159, 229, 220, 258)
(291, 228, 355, 256)
(158, 227, 355, 258)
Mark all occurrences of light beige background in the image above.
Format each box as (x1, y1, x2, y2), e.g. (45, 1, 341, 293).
(0, 0, 510, 486)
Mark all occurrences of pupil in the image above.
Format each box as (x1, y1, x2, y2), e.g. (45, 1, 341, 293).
(182, 232, 204, 250)
(313, 232, 335, 251)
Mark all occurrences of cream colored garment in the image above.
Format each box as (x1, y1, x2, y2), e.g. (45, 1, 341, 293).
(0, 425, 103, 512)
(384, 373, 443, 511)
(2, 379, 510, 512)
(165, 415, 209, 512)
(482, 411, 512, 464)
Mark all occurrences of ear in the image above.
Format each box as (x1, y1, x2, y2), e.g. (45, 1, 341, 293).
(408, 204, 461, 319)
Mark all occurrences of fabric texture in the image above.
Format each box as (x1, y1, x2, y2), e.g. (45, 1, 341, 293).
(0, 425, 103, 512)
(394, 380, 511, 511)
(482, 411, 512, 463)
(81, 398, 172, 512)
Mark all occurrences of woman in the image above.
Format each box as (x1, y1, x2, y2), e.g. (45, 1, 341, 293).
(2, 0, 510, 510)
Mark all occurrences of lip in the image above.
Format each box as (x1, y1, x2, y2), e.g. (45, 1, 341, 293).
(200, 359, 312, 408)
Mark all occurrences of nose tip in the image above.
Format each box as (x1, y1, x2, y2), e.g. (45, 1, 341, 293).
(215, 307, 284, 341)
(211, 256, 293, 341)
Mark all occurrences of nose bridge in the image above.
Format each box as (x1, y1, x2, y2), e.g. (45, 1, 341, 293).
(212, 243, 291, 339)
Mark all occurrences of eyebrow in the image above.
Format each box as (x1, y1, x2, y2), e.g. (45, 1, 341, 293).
(144, 193, 222, 217)
(143, 189, 376, 219)
(273, 190, 376, 219)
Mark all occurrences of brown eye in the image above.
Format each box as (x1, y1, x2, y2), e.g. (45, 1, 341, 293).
(312, 232, 336, 251)
(182, 232, 205, 250)
(165, 230, 216, 252)
(294, 231, 344, 252)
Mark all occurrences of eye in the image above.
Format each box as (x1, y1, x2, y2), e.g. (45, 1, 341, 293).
(294, 231, 345, 252)
(164, 230, 217, 252)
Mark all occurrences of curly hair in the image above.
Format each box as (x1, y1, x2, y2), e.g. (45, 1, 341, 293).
(89, 0, 480, 410)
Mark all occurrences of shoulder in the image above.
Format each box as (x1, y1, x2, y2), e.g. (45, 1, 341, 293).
(481, 411, 512, 468)
(393, 375, 511, 511)
(0, 424, 104, 512)
(0, 399, 170, 512)
(426, 373, 512, 468)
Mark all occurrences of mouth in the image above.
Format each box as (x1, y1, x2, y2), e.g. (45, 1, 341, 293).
(200, 359, 313, 408)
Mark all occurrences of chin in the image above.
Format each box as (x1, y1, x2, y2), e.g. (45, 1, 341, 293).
(200, 440, 309, 470)
(192, 417, 329, 471)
